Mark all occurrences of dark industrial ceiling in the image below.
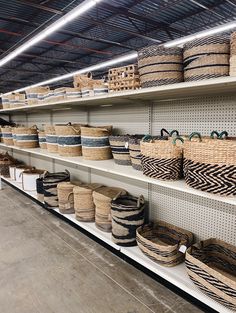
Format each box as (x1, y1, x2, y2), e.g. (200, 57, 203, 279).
(0, 0, 235, 93)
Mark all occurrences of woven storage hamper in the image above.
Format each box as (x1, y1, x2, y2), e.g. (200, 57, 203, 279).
(109, 135, 131, 165)
(15, 126, 39, 148)
(141, 136, 184, 180)
(10, 93, 26, 108)
(93, 187, 127, 232)
(57, 181, 82, 214)
(1, 127, 14, 146)
(53, 87, 82, 101)
(36, 177, 44, 202)
(136, 221, 194, 267)
(93, 80, 108, 96)
(22, 169, 45, 191)
(81, 126, 112, 160)
(138, 46, 183, 88)
(55, 123, 85, 157)
(128, 135, 145, 171)
(38, 131, 47, 149)
(43, 170, 70, 209)
(183, 35, 230, 81)
(26, 86, 49, 105)
(0, 152, 18, 177)
(73, 73, 93, 88)
(111, 195, 145, 246)
(1, 94, 14, 109)
(184, 132, 236, 196)
(45, 125, 58, 153)
(230, 32, 236, 76)
(185, 238, 236, 311)
(73, 183, 104, 222)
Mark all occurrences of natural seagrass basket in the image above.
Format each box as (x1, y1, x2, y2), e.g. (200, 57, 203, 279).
(73, 183, 104, 222)
(185, 238, 236, 311)
(57, 181, 82, 214)
(93, 187, 127, 232)
(141, 136, 184, 180)
(55, 123, 86, 157)
(138, 46, 183, 87)
(81, 126, 112, 160)
(111, 195, 145, 246)
(15, 126, 39, 148)
(44, 125, 58, 153)
(38, 131, 47, 149)
(1, 126, 14, 146)
(0, 152, 19, 177)
(136, 221, 194, 267)
(183, 35, 230, 81)
(230, 32, 236, 76)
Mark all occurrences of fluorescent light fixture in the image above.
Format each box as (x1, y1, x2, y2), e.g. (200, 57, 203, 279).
(164, 21, 236, 47)
(3, 20, 236, 96)
(0, 0, 102, 67)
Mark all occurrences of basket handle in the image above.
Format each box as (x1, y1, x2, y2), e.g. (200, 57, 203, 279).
(219, 131, 228, 139)
(172, 136, 184, 145)
(170, 130, 179, 137)
(160, 128, 170, 137)
(210, 131, 220, 139)
(142, 135, 153, 142)
(189, 132, 202, 142)
(67, 123, 80, 135)
(137, 195, 145, 208)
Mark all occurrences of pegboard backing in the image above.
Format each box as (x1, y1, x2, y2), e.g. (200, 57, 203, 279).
(152, 95, 236, 136)
(150, 185, 236, 245)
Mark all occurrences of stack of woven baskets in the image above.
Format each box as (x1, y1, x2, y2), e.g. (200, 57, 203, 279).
(230, 32, 236, 76)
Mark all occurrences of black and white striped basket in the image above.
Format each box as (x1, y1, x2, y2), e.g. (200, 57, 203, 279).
(185, 238, 236, 311)
(111, 194, 145, 246)
(138, 45, 183, 88)
(109, 135, 131, 165)
(42, 170, 70, 209)
(183, 35, 230, 81)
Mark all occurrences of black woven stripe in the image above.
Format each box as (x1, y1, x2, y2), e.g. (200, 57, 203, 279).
(138, 61, 182, 70)
(137, 237, 178, 257)
(141, 249, 183, 265)
(184, 73, 228, 81)
(184, 63, 229, 71)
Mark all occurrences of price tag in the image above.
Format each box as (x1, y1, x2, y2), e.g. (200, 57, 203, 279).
(125, 141, 129, 149)
(179, 245, 187, 254)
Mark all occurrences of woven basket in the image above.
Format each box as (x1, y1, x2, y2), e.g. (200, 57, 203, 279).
(55, 123, 85, 157)
(93, 187, 127, 232)
(12, 127, 17, 146)
(1, 94, 15, 109)
(53, 87, 82, 101)
(81, 126, 112, 160)
(43, 170, 70, 209)
(141, 136, 184, 180)
(128, 135, 145, 171)
(111, 195, 145, 246)
(15, 126, 39, 148)
(36, 177, 44, 202)
(185, 238, 236, 311)
(136, 221, 194, 267)
(74, 183, 104, 222)
(26, 86, 49, 105)
(184, 132, 236, 196)
(109, 135, 131, 165)
(9, 93, 26, 108)
(138, 46, 183, 88)
(57, 181, 82, 214)
(73, 73, 93, 88)
(1, 127, 14, 146)
(0, 152, 19, 177)
(38, 131, 47, 149)
(230, 32, 236, 76)
(183, 35, 230, 81)
(44, 125, 58, 153)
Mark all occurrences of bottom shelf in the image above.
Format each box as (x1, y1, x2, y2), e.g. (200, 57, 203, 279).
(1, 175, 233, 313)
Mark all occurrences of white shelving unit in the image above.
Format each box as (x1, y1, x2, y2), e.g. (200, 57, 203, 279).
(0, 175, 233, 313)
(1, 77, 236, 313)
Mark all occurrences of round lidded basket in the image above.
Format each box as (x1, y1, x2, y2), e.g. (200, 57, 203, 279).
(81, 125, 113, 160)
(1, 126, 14, 146)
(15, 126, 39, 148)
(93, 187, 127, 232)
(44, 125, 58, 153)
(183, 35, 230, 81)
(136, 221, 194, 267)
(109, 135, 131, 165)
(138, 45, 183, 88)
(57, 181, 82, 214)
(38, 131, 47, 149)
(55, 123, 85, 157)
(73, 183, 104, 222)
(111, 194, 145, 246)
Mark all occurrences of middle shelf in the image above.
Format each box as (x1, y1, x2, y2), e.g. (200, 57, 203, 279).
(1, 142, 235, 206)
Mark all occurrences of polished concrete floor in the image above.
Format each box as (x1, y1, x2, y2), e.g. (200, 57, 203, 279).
(0, 184, 204, 313)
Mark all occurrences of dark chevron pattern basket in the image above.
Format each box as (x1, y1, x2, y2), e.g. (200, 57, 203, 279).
(185, 238, 236, 311)
(137, 221, 194, 266)
(111, 195, 145, 246)
(138, 45, 183, 87)
(183, 35, 230, 81)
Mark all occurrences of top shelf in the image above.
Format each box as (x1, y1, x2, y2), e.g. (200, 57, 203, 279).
(1, 76, 236, 114)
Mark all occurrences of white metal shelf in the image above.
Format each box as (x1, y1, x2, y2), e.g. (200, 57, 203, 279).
(1, 175, 233, 313)
(0, 142, 235, 206)
(1, 76, 236, 113)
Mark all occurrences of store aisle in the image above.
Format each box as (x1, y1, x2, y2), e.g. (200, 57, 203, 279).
(0, 185, 203, 313)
